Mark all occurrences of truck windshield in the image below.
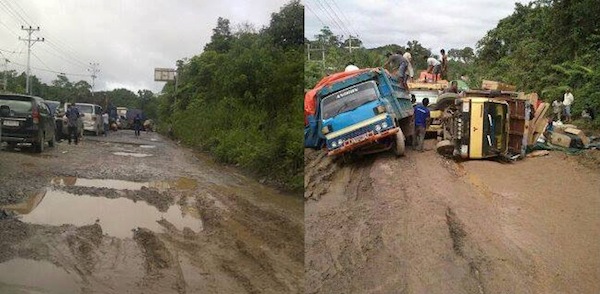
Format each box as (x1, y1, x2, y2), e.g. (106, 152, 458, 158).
(321, 81, 379, 120)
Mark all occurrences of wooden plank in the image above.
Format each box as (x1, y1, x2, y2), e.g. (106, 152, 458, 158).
(529, 103, 550, 145)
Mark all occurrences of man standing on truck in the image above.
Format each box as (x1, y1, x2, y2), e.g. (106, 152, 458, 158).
(413, 98, 430, 152)
(383, 50, 409, 89)
(403, 48, 414, 82)
(66, 104, 80, 145)
(440, 49, 448, 80)
(425, 55, 442, 82)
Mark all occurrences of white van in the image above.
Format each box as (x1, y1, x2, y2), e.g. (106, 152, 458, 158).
(64, 103, 103, 136)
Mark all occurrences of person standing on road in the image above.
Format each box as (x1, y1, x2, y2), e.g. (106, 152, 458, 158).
(133, 114, 142, 137)
(424, 55, 442, 82)
(552, 98, 564, 122)
(102, 111, 109, 137)
(65, 104, 80, 145)
(413, 98, 430, 152)
(403, 48, 414, 82)
(563, 88, 574, 122)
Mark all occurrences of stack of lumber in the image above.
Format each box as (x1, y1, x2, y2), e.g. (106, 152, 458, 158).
(481, 80, 517, 91)
(527, 102, 550, 145)
(551, 124, 590, 147)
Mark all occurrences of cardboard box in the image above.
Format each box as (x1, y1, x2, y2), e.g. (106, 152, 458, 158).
(564, 128, 590, 146)
(481, 80, 517, 91)
(550, 132, 572, 148)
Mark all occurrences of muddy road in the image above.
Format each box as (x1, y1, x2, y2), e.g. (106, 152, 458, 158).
(305, 139, 600, 293)
(0, 130, 303, 293)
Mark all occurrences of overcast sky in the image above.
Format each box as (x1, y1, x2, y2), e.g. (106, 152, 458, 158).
(0, 0, 289, 94)
(305, 0, 530, 53)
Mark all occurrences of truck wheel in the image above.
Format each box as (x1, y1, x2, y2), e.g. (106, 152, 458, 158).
(436, 140, 454, 156)
(393, 130, 405, 157)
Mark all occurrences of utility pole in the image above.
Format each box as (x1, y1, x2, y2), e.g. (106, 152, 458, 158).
(88, 62, 100, 96)
(345, 35, 360, 53)
(307, 43, 326, 69)
(19, 26, 44, 94)
(1, 58, 9, 91)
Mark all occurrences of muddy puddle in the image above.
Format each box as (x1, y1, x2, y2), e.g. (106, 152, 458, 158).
(113, 151, 153, 157)
(2, 177, 203, 239)
(0, 258, 81, 293)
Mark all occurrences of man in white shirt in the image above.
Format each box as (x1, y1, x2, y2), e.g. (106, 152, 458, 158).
(424, 56, 441, 82)
(403, 48, 414, 82)
(563, 88, 574, 122)
(102, 111, 109, 136)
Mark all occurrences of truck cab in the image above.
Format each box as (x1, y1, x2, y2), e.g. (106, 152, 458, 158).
(311, 68, 413, 156)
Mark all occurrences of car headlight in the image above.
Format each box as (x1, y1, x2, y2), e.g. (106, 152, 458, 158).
(375, 124, 382, 132)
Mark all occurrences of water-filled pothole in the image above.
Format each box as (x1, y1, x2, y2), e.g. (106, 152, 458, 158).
(4, 189, 203, 238)
(112, 152, 152, 157)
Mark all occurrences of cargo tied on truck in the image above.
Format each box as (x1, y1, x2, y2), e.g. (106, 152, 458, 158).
(304, 67, 414, 157)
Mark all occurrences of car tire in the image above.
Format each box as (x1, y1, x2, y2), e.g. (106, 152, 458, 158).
(35, 132, 45, 153)
(393, 130, 405, 157)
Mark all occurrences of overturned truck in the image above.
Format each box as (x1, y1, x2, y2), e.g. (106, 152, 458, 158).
(435, 90, 532, 160)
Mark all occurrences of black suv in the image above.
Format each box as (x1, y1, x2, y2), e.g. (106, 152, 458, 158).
(0, 94, 56, 152)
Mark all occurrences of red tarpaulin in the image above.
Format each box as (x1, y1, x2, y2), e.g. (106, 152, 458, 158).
(304, 68, 376, 125)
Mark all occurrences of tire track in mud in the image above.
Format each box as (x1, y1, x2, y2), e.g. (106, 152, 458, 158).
(306, 150, 491, 294)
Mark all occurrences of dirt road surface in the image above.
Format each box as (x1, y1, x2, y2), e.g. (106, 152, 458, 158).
(305, 139, 600, 293)
(0, 130, 303, 293)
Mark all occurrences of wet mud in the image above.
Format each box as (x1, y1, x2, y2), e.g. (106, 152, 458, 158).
(305, 139, 600, 293)
(0, 130, 303, 293)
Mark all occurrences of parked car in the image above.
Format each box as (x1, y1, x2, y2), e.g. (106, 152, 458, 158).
(0, 93, 56, 152)
(65, 103, 103, 136)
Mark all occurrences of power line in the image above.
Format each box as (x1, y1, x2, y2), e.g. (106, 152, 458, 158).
(305, 2, 328, 32)
(0, 0, 30, 26)
(313, 0, 350, 37)
(9, 60, 90, 77)
(331, 0, 360, 38)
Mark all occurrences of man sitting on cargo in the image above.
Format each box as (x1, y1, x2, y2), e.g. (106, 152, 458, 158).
(424, 55, 442, 82)
(413, 98, 430, 152)
(444, 81, 459, 94)
(383, 50, 409, 89)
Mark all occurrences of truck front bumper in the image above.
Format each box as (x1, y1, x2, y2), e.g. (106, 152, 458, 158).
(327, 127, 399, 156)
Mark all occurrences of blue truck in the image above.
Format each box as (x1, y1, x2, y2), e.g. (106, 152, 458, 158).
(305, 68, 414, 156)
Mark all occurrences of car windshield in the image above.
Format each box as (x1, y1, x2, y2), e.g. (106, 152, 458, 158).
(320, 81, 379, 120)
(411, 90, 439, 105)
(75, 104, 93, 114)
(0, 96, 32, 114)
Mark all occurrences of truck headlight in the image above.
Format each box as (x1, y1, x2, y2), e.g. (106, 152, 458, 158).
(462, 102, 470, 113)
(331, 141, 337, 148)
(461, 144, 468, 155)
(338, 139, 343, 146)
(375, 124, 382, 132)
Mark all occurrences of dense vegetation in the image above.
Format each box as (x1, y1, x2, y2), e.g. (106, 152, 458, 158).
(0, 71, 159, 118)
(305, 0, 600, 127)
(157, 1, 303, 191)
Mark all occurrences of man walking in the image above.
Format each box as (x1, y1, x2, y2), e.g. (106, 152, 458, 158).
(413, 98, 430, 152)
(102, 111, 109, 136)
(133, 114, 142, 138)
(563, 88, 574, 122)
(65, 104, 80, 145)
